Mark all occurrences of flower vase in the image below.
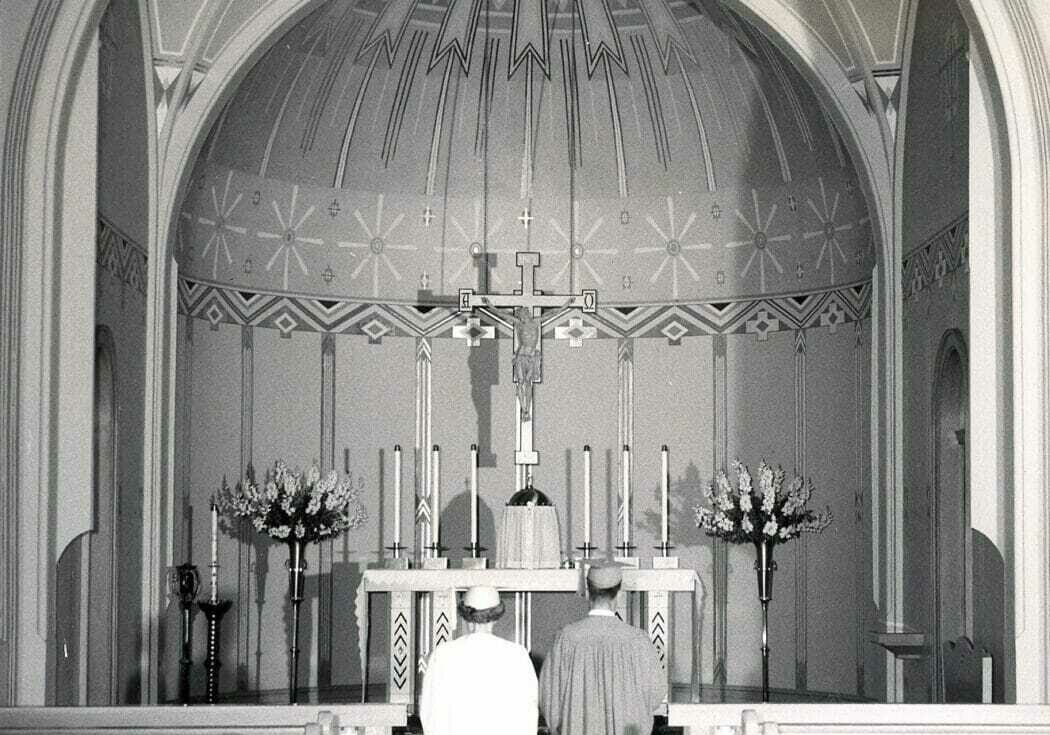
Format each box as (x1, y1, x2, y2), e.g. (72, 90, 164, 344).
(287, 538, 307, 704)
(754, 539, 777, 702)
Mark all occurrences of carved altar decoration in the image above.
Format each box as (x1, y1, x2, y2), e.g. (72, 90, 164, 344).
(217, 461, 367, 704)
(694, 460, 832, 702)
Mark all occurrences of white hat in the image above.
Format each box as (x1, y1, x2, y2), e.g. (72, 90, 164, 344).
(586, 563, 623, 590)
(463, 585, 500, 610)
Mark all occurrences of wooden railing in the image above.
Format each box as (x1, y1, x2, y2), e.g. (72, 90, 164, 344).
(0, 704, 406, 735)
(668, 704, 1050, 735)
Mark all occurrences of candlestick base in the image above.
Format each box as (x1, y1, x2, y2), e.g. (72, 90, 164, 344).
(421, 556, 449, 570)
(384, 556, 410, 570)
(575, 542, 598, 559)
(461, 556, 488, 570)
(654, 541, 675, 557)
(463, 542, 487, 558)
(384, 542, 407, 559)
(652, 555, 680, 569)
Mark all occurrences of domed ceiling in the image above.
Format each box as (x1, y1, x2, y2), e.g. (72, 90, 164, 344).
(179, 0, 874, 306)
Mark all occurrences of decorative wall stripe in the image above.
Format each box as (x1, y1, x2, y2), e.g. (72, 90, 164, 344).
(616, 338, 634, 550)
(793, 328, 808, 690)
(853, 320, 866, 694)
(236, 325, 254, 689)
(902, 215, 968, 301)
(711, 334, 728, 688)
(414, 337, 433, 676)
(317, 334, 336, 688)
(178, 278, 872, 342)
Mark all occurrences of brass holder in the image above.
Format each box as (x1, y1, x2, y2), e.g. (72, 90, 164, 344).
(654, 541, 675, 557)
(384, 541, 407, 559)
(197, 597, 232, 704)
(168, 562, 200, 705)
(575, 542, 598, 559)
(614, 541, 637, 556)
(286, 539, 307, 705)
(463, 541, 486, 558)
(754, 539, 778, 703)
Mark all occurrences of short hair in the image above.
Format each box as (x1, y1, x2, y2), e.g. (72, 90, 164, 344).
(457, 598, 506, 624)
(587, 581, 621, 602)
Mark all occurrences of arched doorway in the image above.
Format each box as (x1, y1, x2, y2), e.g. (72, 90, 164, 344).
(931, 330, 970, 700)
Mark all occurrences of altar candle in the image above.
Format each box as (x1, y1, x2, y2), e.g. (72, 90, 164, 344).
(661, 445, 669, 544)
(583, 445, 592, 544)
(210, 499, 218, 602)
(470, 444, 479, 544)
(622, 445, 631, 545)
(393, 445, 402, 546)
(432, 445, 441, 549)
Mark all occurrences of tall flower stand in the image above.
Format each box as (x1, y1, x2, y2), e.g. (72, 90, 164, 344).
(754, 539, 777, 703)
(287, 539, 307, 704)
(169, 562, 200, 705)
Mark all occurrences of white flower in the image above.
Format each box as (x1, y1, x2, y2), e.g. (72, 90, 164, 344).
(778, 526, 792, 540)
(763, 519, 778, 537)
(294, 522, 306, 538)
(742, 516, 754, 534)
(306, 465, 321, 486)
(739, 491, 753, 512)
(271, 525, 291, 539)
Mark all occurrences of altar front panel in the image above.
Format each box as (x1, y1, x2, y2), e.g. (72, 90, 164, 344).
(358, 568, 704, 708)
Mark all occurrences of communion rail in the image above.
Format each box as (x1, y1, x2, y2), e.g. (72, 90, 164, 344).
(668, 704, 1050, 735)
(0, 704, 406, 735)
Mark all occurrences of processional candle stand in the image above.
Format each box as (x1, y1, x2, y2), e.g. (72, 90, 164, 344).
(168, 562, 200, 704)
(198, 501, 232, 705)
(286, 538, 307, 704)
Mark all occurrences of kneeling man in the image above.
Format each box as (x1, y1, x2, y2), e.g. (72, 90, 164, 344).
(540, 564, 666, 735)
(420, 585, 537, 735)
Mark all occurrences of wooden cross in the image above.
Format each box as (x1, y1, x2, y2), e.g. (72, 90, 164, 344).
(459, 252, 597, 488)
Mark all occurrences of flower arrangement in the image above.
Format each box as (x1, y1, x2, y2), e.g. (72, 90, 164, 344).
(694, 459, 832, 545)
(217, 460, 367, 544)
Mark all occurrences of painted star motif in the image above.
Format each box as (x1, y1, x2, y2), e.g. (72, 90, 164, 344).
(191, 170, 246, 279)
(634, 196, 711, 298)
(725, 189, 792, 292)
(546, 201, 616, 287)
(255, 184, 324, 290)
(338, 194, 415, 297)
(802, 177, 853, 283)
(440, 198, 505, 286)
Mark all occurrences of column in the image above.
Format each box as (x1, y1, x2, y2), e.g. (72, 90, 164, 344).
(317, 333, 336, 688)
(712, 334, 728, 688)
(793, 329, 808, 690)
(236, 325, 254, 689)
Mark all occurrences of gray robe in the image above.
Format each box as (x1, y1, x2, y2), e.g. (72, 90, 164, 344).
(539, 614, 666, 735)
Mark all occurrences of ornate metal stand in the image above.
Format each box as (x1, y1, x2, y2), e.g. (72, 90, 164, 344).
(169, 562, 200, 705)
(287, 539, 307, 704)
(198, 597, 232, 704)
(755, 539, 777, 703)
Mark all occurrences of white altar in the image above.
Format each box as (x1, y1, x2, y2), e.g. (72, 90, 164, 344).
(355, 567, 704, 709)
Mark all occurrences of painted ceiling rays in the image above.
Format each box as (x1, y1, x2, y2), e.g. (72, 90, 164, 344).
(324, 0, 720, 200)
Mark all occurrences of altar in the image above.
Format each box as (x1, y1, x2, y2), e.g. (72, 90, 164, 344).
(355, 567, 704, 709)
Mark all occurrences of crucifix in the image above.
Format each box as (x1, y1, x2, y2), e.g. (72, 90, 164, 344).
(459, 251, 597, 490)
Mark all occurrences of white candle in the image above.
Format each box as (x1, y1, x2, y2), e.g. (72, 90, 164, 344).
(622, 445, 630, 545)
(470, 444, 479, 544)
(583, 445, 592, 544)
(210, 500, 218, 602)
(393, 445, 402, 546)
(661, 445, 669, 544)
(432, 445, 441, 551)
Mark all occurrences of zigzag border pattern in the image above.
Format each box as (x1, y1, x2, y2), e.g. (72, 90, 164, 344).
(179, 278, 873, 342)
(97, 216, 148, 297)
(902, 214, 968, 301)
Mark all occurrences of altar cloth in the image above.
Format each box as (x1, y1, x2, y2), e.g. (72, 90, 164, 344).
(495, 505, 562, 568)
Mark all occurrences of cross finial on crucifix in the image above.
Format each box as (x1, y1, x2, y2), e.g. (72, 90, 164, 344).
(459, 252, 597, 486)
